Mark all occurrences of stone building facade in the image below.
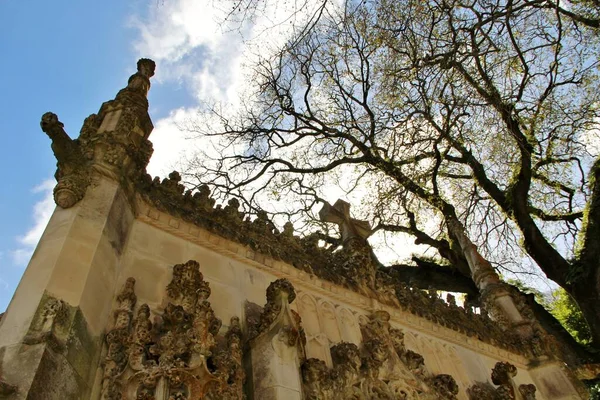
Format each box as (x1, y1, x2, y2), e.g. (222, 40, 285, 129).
(0, 59, 588, 399)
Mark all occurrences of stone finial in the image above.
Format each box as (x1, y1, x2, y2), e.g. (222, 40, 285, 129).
(319, 199, 372, 243)
(41, 59, 157, 210)
(254, 278, 304, 348)
(137, 58, 156, 79)
(124, 58, 156, 96)
(265, 278, 296, 305)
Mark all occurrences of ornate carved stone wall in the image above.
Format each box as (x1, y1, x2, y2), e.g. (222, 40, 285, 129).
(0, 58, 587, 400)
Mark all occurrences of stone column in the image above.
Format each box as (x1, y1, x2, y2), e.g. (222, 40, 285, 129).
(249, 279, 305, 400)
(0, 59, 156, 399)
(446, 218, 534, 338)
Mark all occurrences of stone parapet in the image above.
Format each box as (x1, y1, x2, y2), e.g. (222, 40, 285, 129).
(136, 198, 534, 364)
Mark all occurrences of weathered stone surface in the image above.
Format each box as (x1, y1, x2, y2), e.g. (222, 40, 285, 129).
(135, 175, 551, 357)
(3, 56, 587, 400)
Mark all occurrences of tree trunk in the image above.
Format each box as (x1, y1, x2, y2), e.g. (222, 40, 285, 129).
(569, 274, 600, 348)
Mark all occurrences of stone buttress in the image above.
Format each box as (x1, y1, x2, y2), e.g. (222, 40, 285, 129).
(0, 59, 156, 399)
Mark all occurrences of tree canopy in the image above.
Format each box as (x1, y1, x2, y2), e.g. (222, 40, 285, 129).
(191, 0, 600, 349)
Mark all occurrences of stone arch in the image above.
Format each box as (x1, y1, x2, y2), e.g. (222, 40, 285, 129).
(437, 343, 470, 397)
(336, 307, 362, 345)
(297, 292, 321, 336)
(415, 336, 443, 375)
(297, 292, 329, 363)
(402, 330, 418, 353)
(318, 300, 341, 344)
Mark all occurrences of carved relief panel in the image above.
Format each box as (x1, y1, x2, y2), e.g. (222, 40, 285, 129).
(100, 260, 244, 400)
(301, 310, 462, 400)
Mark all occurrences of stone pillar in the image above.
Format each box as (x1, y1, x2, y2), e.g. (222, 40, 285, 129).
(249, 279, 305, 400)
(447, 218, 534, 338)
(0, 59, 156, 399)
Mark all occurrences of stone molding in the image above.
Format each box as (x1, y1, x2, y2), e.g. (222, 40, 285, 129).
(136, 200, 531, 367)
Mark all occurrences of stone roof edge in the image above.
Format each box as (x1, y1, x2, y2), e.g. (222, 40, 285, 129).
(135, 198, 530, 368)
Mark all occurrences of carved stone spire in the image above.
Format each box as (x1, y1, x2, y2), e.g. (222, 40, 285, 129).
(446, 217, 540, 343)
(41, 59, 156, 209)
(249, 279, 306, 400)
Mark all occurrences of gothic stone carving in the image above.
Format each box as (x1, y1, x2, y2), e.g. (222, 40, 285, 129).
(301, 310, 459, 399)
(22, 293, 71, 351)
(254, 278, 305, 348)
(100, 260, 244, 400)
(467, 361, 537, 400)
(137, 173, 538, 355)
(40, 112, 90, 208)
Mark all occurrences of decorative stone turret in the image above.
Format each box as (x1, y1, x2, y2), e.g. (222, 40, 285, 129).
(41, 58, 156, 209)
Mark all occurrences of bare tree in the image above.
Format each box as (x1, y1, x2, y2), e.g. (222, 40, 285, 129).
(191, 0, 600, 347)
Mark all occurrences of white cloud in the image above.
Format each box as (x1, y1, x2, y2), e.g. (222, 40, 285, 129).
(11, 179, 55, 267)
(147, 107, 204, 177)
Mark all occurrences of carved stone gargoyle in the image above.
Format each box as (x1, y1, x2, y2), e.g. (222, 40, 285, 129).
(40, 112, 90, 208)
